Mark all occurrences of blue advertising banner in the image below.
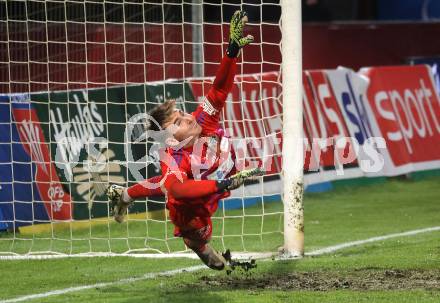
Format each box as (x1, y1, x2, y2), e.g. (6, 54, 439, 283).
(378, 0, 440, 21)
(0, 95, 50, 229)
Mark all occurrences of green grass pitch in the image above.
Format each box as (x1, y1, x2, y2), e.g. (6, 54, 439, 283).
(0, 175, 439, 302)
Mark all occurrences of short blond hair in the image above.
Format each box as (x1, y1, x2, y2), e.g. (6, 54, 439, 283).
(147, 100, 176, 132)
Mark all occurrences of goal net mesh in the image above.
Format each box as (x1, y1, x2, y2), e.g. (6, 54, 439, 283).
(0, 0, 284, 256)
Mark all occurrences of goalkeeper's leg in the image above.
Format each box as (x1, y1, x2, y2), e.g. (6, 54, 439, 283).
(184, 238, 227, 271)
(179, 217, 227, 270)
(107, 176, 164, 223)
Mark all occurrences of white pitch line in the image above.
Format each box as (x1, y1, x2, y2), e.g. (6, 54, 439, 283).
(0, 265, 206, 303)
(306, 226, 440, 256)
(1, 225, 439, 303)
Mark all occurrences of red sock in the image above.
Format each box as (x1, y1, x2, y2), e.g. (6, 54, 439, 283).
(126, 175, 164, 199)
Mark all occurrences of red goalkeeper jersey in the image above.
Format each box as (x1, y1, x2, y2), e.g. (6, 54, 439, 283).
(161, 55, 238, 229)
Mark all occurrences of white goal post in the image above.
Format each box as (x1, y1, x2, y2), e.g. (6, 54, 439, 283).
(280, 0, 304, 257)
(0, 0, 303, 259)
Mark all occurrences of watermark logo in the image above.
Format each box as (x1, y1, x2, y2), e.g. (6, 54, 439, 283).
(54, 110, 388, 192)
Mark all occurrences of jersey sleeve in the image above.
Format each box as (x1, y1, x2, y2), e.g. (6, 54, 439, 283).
(192, 103, 221, 135)
(126, 175, 164, 199)
(164, 175, 219, 200)
(191, 55, 237, 135)
(160, 149, 220, 200)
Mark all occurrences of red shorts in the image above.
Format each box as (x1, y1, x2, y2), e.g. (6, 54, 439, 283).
(172, 215, 212, 242)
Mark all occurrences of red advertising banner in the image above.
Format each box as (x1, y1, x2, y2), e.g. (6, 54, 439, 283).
(304, 70, 356, 171)
(11, 99, 72, 220)
(189, 64, 440, 184)
(362, 65, 440, 171)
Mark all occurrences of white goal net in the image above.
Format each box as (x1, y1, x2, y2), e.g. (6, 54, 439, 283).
(0, 0, 289, 258)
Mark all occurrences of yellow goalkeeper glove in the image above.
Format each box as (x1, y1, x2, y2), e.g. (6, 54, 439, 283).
(216, 167, 264, 192)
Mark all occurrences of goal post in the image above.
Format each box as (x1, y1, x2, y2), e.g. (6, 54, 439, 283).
(280, 0, 305, 257)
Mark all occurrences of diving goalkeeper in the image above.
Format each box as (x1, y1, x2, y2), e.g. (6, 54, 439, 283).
(108, 11, 256, 270)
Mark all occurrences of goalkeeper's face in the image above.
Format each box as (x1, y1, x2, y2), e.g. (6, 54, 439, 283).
(163, 109, 202, 147)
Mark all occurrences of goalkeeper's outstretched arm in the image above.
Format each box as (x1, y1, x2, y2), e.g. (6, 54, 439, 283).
(163, 167, 263, 200)
(107, 174, 164, 223)
(207, 11, 254, 111)
(193, 11, 253, 133)
(125, 175, 164, 199)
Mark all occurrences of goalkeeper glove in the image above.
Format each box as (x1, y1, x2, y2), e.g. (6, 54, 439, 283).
(216, 177, 243, 193)
(227, 10, 254, 58)
(216, 167, 264, 193)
